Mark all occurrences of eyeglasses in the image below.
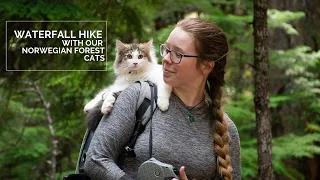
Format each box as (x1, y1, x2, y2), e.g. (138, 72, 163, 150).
(159, 44, 199, 64)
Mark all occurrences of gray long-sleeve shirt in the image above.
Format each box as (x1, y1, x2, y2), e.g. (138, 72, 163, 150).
(84, 83, 241, 180)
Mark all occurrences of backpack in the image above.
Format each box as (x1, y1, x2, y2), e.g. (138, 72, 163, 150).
(63, 80, 158, 180)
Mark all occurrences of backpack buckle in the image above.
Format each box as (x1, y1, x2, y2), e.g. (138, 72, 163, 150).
(125, 146, 133, 152)
(124, 146, 136, 158)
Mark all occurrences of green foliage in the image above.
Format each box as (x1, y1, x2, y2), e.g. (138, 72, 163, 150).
(0, 126, 50, 180)
(209, 14, 253, 40)
(306, 123, 320, 133)
(224, 96, 255, 140)
(269, 95, 292, 108)
(270, 46, 320, 124)
(1, 0, 320, 179)
(225, 43, 320, 179)
(273, 133, 320, 159)
(268, 9, 305, 35)
(238, 133, 320, 180)
(240, 141, 258, 178)
(0, 0, 90, 20)
(273, 133, 320, 180)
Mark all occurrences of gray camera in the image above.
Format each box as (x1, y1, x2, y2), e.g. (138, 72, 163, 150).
(138, 158, 179, 180)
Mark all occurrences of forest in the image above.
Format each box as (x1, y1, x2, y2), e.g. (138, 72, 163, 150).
(0, 0, 319, 179)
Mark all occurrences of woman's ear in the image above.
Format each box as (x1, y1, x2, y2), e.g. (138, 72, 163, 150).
(201, 61, 215, 76)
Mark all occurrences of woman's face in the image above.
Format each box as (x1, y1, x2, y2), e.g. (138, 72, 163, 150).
(162, 27, 205, 88)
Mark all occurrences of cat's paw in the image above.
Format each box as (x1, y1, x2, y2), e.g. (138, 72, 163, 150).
(101, 102, 113, 114)
(101, 96, 116, 114)
(84, 100, 97, 113)
(157, 96, 169, 111)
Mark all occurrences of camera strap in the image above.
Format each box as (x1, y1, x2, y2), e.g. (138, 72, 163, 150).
(148, 83, 157, 158)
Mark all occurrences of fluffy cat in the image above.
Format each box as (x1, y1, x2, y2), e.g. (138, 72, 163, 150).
(84, 40, 172, 117)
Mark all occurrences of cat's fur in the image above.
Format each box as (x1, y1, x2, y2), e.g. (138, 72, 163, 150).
(84, 40, 172, 121)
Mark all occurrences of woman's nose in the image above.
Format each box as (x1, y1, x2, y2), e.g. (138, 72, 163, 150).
(162, 53, 172, 64)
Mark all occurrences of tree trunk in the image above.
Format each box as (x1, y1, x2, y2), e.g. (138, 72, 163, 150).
(253, 0, 274, 180)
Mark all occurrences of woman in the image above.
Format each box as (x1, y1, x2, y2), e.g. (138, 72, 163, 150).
(84, 18, 241, 180)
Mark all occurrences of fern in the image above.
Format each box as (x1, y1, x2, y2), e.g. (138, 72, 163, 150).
(239, 133, 320, 179)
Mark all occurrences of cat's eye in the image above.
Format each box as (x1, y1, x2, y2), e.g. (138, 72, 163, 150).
(138, 55, 144, 59)
(127, 54, 132, 59)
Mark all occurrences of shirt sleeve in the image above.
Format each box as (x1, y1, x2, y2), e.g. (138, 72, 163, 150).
(84, 83, 141, 180)
(226, 115, 242, 180)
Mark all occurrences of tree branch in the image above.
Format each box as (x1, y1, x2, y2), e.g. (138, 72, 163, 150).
(33, 83, 57, 180)
(20, 81, 58, 180)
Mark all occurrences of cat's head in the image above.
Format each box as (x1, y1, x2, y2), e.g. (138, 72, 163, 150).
(114, 40, 157, 75)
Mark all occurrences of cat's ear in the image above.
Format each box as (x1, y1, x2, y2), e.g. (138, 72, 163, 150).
(145, 39, 153, 52)
(116, 40, 127, 51)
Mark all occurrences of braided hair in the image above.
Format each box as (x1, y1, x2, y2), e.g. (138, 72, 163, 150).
(177, 18, 232, 180)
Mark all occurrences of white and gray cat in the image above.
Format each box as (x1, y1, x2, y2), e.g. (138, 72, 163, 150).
(84, 40, 172, 116)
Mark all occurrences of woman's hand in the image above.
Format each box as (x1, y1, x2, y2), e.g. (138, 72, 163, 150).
(173, 166, 188, 180)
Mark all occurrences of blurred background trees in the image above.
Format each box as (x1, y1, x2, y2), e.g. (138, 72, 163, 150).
(0, 0, 319, 179)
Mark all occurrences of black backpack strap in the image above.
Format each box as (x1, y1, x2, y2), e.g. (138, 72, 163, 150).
(63, 173, 91, 180)
(67, 128, 94, 179)
(76, 128, 96, 174)
(118, 80, 157, 167)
